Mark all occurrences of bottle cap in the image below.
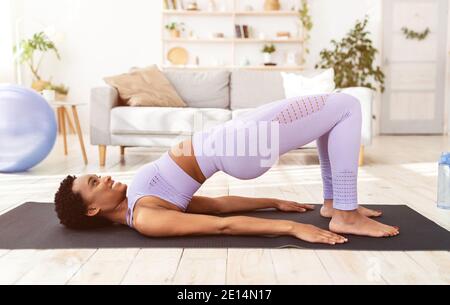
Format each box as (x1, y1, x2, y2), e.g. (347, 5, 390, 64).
(439, 153, 450, 165)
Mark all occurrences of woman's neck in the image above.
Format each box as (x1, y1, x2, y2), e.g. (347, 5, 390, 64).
(102, 198, 129, 226)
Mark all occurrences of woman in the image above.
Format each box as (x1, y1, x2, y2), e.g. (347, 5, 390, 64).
(54, 93, 399, 245)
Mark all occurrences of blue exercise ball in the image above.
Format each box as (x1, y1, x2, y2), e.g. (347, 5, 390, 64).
(0, 84, 57, 173)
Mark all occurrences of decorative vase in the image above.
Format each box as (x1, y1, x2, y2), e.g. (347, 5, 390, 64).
(208, 0, 217, 12)
(170, 29, 181, 38)
(263, 53, 273, 64)
(264, 0, 280, 11)
(42, 89, 56, 102)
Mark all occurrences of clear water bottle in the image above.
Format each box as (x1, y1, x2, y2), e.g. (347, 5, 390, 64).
(437, 152, 450, 210)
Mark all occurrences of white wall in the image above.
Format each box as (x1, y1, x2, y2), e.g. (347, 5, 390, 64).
(308, 0, 383, 135)
(11, 0, 163, 134)
(6, 0, 383, 135)
(0, 0, 16, 83)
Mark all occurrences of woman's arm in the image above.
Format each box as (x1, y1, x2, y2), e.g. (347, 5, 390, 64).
(133, 207, 347, 245)
(187, 196, 315, 215)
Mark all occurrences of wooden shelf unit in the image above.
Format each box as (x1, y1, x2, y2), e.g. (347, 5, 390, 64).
(162, 1, 305, 71)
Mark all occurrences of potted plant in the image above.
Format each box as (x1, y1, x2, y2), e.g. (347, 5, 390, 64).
(262, 44, 276, 64)
(44, 83, 70, 101)
(315, 16, 385, 96)
(13, 31, 61, 92)
(165, 22, 185, 38)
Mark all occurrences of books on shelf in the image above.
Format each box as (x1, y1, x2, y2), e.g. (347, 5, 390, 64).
(164, 0, 184, 10)
(235, 25, 242, 38)
(235, 24, 250, 39)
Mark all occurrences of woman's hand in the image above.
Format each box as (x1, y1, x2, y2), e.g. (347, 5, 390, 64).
(290, 223, 348, 245)
(275, 200, 316, 213)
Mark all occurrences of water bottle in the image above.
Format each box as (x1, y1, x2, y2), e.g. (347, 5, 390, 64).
(437, 152, 450, 210)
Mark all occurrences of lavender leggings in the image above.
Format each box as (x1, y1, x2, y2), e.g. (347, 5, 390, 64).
(192, 93, 362, 211)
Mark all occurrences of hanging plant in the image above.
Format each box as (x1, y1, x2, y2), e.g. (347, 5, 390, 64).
(298, 0, 313, 65)
(401, 27, 430, 41)
(315, 16, 385, 93)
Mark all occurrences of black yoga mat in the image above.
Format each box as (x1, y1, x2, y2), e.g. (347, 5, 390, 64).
(0, 203, 449, 251)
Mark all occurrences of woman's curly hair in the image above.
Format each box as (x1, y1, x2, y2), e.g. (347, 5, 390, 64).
(54, 175, 112, 230)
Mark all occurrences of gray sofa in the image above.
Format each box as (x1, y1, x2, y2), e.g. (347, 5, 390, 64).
(91, 69, 374, 166)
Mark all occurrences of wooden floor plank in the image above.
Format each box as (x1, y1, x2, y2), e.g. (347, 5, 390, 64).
(67, 249, 139, 285)
(227, 250, 277, 284)
(173, 249, 228, 285)
(121, 249, 183, 285)
(270, 249, 332, 284)
(0, 135, 449, 284)
(16, 249, 96, 285)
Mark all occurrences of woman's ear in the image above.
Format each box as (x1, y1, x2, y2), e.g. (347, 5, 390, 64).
(86, 207, 100, 217)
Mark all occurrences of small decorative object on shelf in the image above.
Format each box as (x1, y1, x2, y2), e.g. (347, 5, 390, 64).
(286, 51, 298, 66)
(401, 27, 430, 41)
(262, 43, 277, 64)
(277, 32, 291, 39)
(208, 0, 217, 12)
(165, 22, 185, 38)
(240, 56, 251, 66)
(264, 0, 281, 11)
(244, 4, 254, 11)
(167, 47, 189, 65)
(186, 1, 199, 11)
(212, 32, 225, 39)
(165, 0, 179, 10)
(189, 30, 198, 39)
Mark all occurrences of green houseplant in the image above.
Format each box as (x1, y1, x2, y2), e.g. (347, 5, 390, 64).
(44, 83, 70, 101)
(165, 22, 185, 38)
(262, 44, 276, 64)
(14, 31, 61, 92)
(315, 16, 385, 93)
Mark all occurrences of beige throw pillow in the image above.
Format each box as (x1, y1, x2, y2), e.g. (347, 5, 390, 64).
(104, 65, 187, 107)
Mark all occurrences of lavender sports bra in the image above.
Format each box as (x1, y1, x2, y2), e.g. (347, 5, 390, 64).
(126, 152, 203, 228)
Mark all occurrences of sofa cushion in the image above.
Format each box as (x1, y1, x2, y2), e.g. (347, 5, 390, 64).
(230, 70, 334, 110)
(104, 65, 187, 107)
(281, 68, 336, 98)
(164, 70, 230, 109)
(111, 107, 231, 136)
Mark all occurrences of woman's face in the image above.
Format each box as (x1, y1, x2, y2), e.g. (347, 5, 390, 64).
(72, 175, 128, 217)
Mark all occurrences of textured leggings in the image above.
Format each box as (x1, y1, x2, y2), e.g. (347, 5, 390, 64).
(192, 93, 362, 210)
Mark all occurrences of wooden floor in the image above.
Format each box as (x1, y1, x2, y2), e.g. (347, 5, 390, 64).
(0, 135, 449, 285)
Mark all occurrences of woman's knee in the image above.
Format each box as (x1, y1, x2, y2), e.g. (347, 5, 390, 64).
(334, 93, 362, 115)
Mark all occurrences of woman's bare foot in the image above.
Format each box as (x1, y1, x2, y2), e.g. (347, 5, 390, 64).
(320, 200, 382, 218)
(330, 210, 400, 238)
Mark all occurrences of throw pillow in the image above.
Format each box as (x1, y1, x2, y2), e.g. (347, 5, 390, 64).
(104, 65, 187, 107)
(281, 69, 336, 98)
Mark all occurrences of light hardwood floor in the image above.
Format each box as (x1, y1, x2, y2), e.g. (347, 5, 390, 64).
(0, 135, 449, 285)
